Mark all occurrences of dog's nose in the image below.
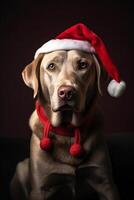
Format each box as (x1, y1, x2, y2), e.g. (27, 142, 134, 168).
(58, 86, 75, 101)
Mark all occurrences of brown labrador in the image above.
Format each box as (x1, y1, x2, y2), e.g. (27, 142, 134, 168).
(11, 50, 120, 200)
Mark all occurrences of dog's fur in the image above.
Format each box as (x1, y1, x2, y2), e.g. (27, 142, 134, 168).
(11, 50, 120, 200)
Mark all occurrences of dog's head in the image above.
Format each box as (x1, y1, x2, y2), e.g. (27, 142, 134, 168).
(22, 50, 104, 127)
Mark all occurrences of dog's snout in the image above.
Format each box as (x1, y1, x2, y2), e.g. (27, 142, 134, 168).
(58, 86, 75, 101)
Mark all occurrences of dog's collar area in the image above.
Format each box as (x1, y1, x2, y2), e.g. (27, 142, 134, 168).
(36, 100, 92, 157)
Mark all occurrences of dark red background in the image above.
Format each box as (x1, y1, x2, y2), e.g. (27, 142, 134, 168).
(0, 0, 133, 138)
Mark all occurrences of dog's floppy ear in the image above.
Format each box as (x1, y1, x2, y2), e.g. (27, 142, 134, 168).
(92, 54, 108, 96)
(22, 54, 44, 98)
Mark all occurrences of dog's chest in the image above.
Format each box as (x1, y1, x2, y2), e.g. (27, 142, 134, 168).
(34, 125, 87, 165)
(30, 111, 101, 166)
(46, 131, 86, 165)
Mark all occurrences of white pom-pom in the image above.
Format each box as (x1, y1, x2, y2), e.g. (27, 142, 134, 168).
(107, 80, 126, 97)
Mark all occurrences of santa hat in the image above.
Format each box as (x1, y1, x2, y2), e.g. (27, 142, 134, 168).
(35, 23, 126, 97)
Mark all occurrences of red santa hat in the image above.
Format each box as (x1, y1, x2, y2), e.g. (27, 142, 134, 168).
(34, 23, 126, 97)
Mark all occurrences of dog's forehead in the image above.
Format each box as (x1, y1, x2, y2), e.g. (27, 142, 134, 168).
(68, 50, 91, 59)
(41, 50, 92, 66)
(41, 51, 67, 65)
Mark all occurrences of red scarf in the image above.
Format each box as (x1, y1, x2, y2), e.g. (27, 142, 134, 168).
(36, 101, 91, 157)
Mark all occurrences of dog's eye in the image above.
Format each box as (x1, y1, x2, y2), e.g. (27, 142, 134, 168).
(47, 63, 56, 71)
(77, 60, 89, 70)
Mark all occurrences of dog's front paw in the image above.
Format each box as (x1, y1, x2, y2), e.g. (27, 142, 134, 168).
(44, 173, 75, 200)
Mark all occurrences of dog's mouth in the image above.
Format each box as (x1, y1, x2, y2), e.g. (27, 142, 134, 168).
(51, 102, 81, 127)
(52, 104, 74, 112)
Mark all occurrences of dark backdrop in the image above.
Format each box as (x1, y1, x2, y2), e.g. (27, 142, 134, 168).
(0, 0, 134, 138)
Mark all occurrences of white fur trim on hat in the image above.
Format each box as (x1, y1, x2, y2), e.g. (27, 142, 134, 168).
(107, 80, 126, 97)
(34, 39, 95, 59)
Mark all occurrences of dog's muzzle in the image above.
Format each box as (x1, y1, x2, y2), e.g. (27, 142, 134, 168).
(52, 85, 77, 112)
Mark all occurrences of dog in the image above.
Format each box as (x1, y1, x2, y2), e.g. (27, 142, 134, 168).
(11, 49, 120, 200)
